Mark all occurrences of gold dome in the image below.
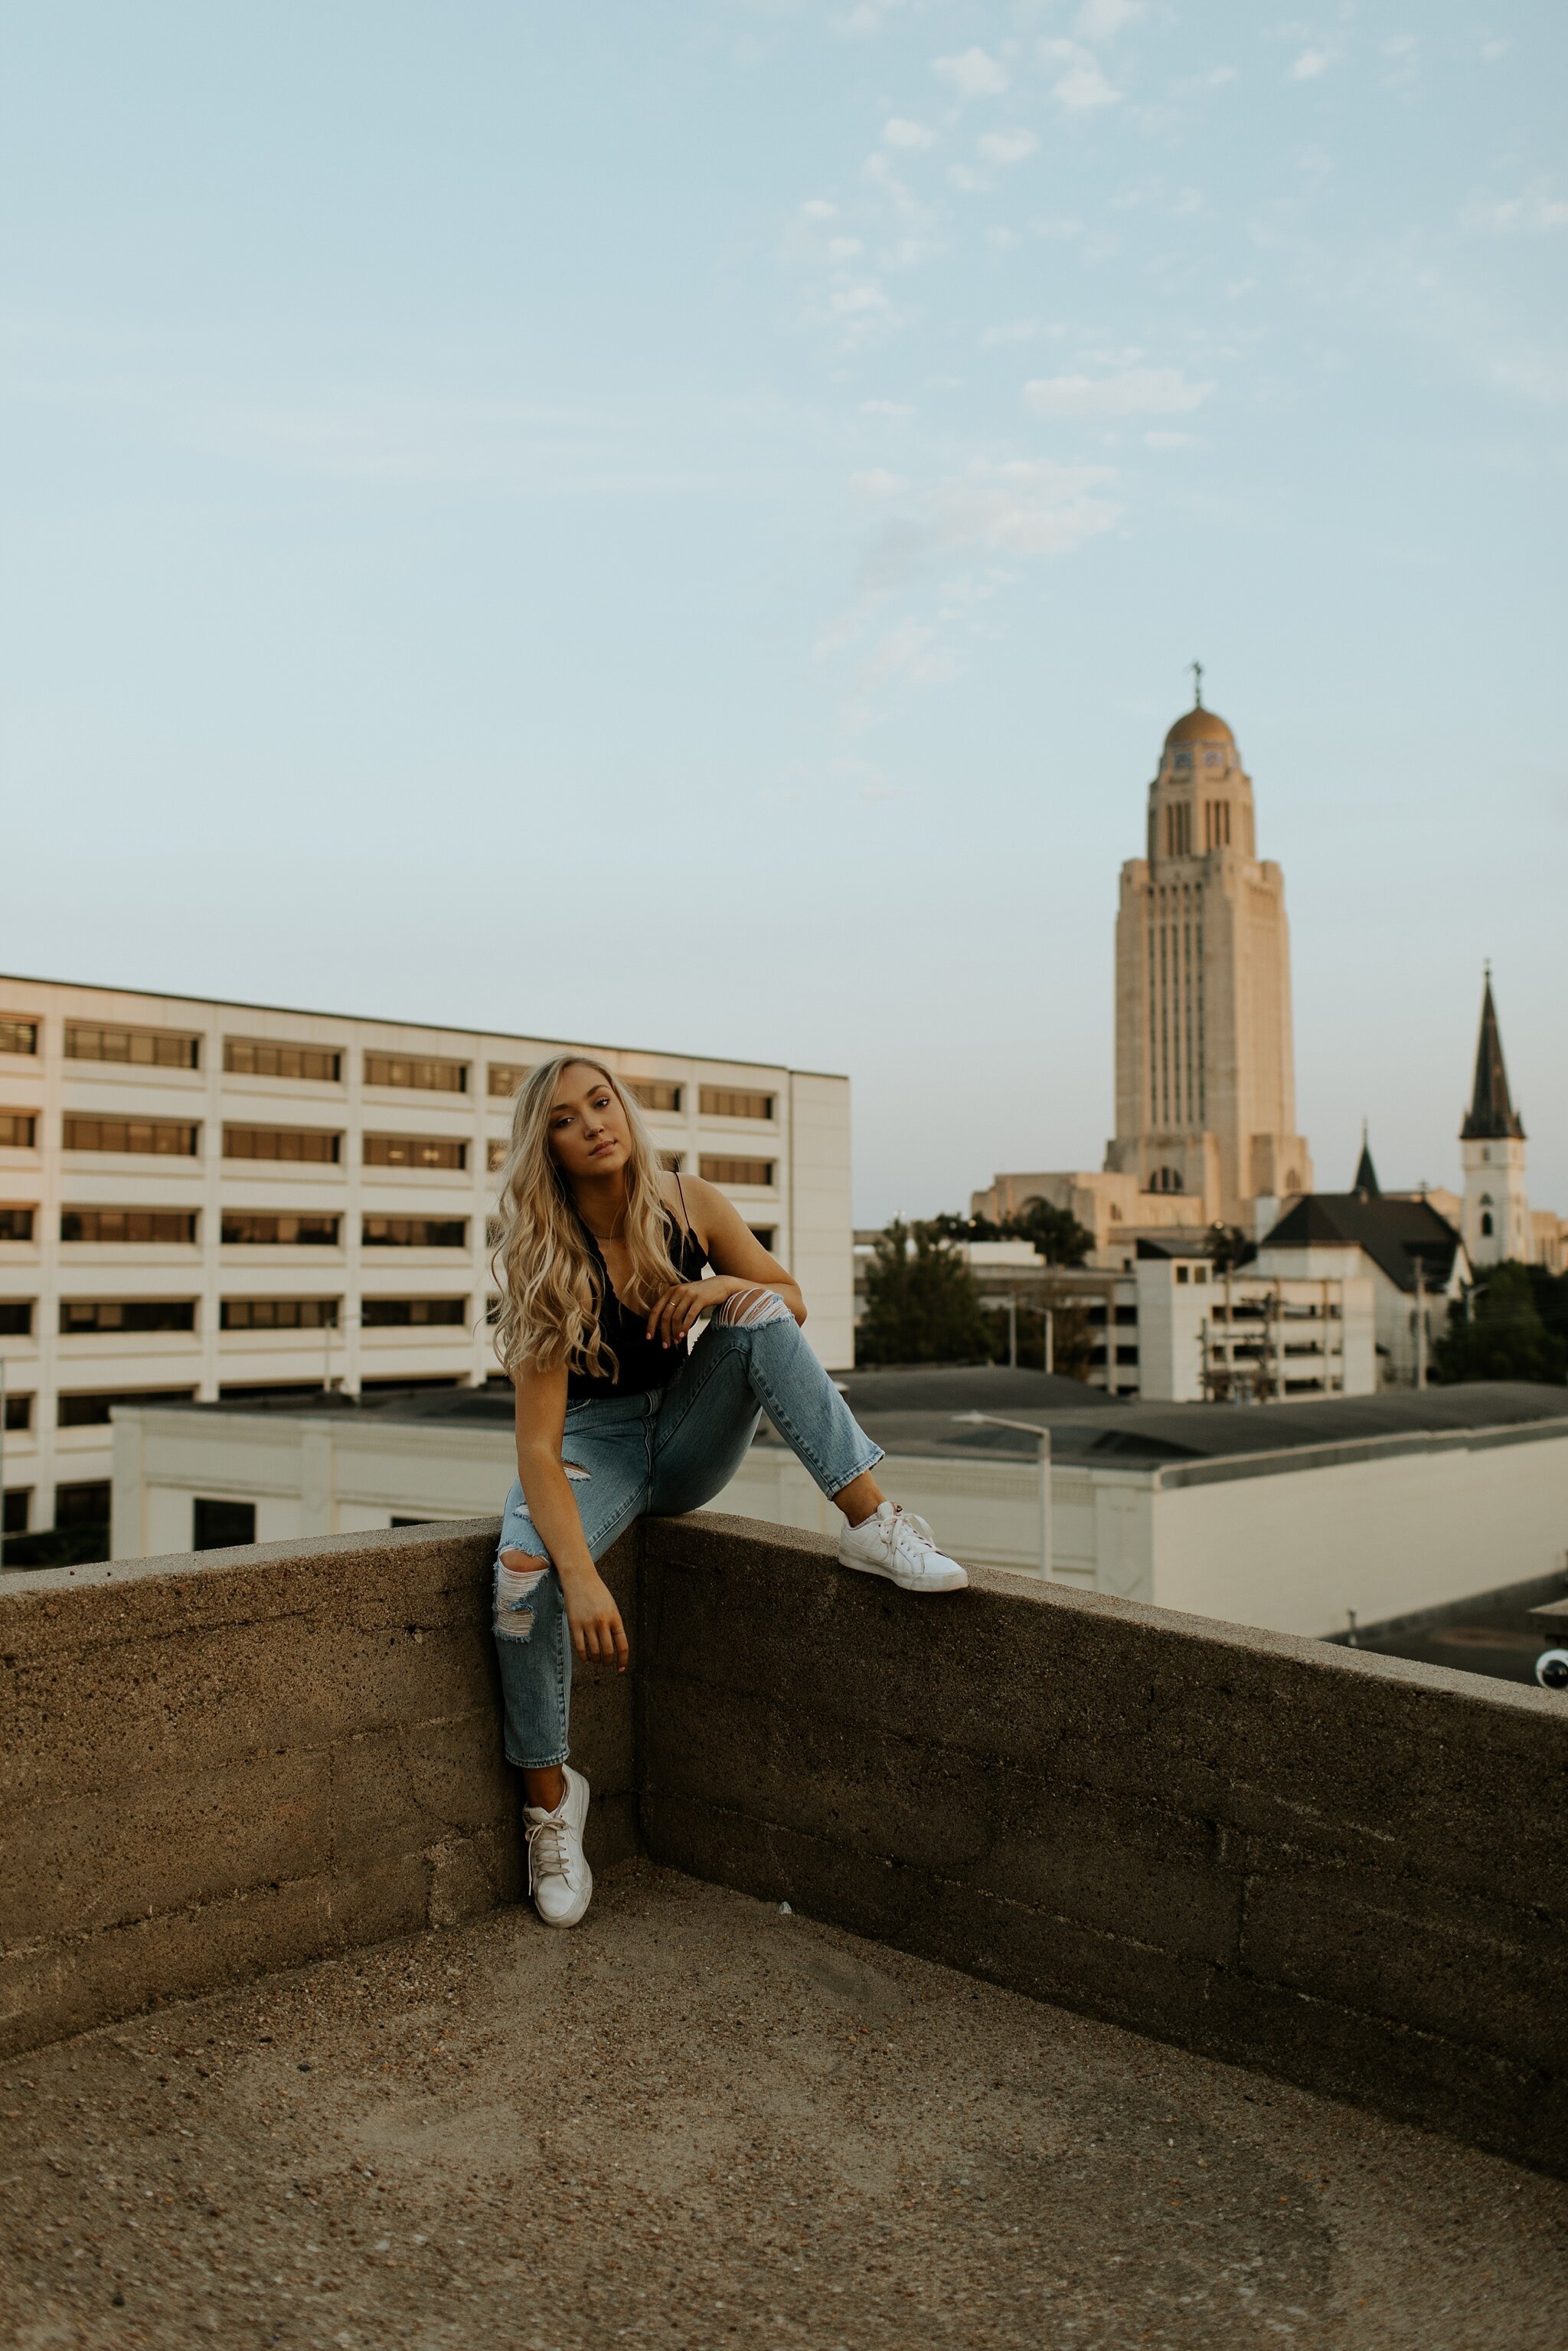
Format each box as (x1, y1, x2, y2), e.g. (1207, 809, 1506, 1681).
(1164, 705, 1236, 748)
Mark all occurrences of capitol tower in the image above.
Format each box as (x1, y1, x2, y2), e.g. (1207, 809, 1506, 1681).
(1102, 687, 1314, 1228)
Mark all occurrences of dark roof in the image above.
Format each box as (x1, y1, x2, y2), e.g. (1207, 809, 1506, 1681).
(1353, 1130, 1380, 1195)
(1261, 1192, 1462, 1293)
(1462, 973, 1525, 1141)
(124, 1370, 1568, 1480)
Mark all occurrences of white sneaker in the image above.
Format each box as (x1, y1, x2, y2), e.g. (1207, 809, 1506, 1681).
(838, 1501, 969, 1594)
(524, 1765, 593, 1928)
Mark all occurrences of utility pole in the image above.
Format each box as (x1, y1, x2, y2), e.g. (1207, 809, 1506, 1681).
(1413, 1254, 1428, 1392)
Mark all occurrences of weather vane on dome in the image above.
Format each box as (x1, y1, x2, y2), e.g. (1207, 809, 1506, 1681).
(1189, 659, 1204, 708)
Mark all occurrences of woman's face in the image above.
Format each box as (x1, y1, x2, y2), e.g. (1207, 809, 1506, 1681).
(547, 1062, 632, 1185)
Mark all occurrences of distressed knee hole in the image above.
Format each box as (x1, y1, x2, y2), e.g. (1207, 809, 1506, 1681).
(716, 1287, 793, 1329)
(495, 1554, 547, 1641)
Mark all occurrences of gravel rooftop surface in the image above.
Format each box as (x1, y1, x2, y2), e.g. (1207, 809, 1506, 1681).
(2, 1860, 1563, 2351)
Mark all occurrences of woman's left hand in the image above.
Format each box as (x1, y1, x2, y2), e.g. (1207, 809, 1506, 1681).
(646, 1277, 744, 1348)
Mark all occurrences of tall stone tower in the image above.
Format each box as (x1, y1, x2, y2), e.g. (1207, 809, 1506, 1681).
(1460, 971, 1529, 1267)
(1104, 694, 1312, 1227)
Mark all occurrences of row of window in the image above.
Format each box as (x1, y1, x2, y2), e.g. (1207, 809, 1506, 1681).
(7, 1210, 470, 1248)
(0, 1295, 475, 1339)
(3, 1120, 782, 1182)
(0, 1022, 780, 1117)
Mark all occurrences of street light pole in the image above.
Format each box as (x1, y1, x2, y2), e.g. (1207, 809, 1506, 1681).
(954, 1411, 1052, 1580)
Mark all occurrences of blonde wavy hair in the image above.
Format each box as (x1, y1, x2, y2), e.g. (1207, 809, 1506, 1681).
(491, 1055, 682, 1381)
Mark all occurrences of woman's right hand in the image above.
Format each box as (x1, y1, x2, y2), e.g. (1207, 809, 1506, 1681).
(560, 1567, 629, 1673)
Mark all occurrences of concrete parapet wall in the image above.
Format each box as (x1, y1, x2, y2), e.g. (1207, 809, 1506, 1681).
(2, 1512, 1565, 2173)
(0, 1523, 637, 2057)
(639, 1515, 1568, 2176)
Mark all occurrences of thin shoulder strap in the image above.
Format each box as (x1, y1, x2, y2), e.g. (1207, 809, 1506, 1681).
(674, 1166, 691, 1234)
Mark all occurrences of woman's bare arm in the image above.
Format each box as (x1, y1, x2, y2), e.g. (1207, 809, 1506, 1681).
(508, 1362, 628, 1671)
(645, 1176, 806, 1347)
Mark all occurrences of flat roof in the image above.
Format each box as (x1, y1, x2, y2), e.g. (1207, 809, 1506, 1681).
(0, 971, 848, 1083)
(119, 1369, 1568, 1479)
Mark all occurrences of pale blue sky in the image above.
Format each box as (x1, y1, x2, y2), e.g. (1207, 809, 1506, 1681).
(2, 2, 1563, 1221)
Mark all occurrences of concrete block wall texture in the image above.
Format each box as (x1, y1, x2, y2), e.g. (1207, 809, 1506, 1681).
(2, 1512, 1566, 2176)
(636, 1515, 1568, 2178)
(0, 1522, 639, 2059)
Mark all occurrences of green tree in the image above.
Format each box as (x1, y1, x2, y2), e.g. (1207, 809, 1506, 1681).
(927, 1198, 1093, 1267)
(857, 1218, 998, 1366)
(1433, 1261, 1568, 1386)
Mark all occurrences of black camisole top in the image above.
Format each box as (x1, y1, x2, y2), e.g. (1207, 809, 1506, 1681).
(567, 1205, 709, 1401)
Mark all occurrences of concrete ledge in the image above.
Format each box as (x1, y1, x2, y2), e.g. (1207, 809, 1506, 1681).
(0, 1520, 639, 2056)
(4, 1506, 1566, 2176)
(638, 1512, 1568, 2176)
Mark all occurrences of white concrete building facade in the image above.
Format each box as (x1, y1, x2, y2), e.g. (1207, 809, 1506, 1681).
(0, 974, 853, 1542)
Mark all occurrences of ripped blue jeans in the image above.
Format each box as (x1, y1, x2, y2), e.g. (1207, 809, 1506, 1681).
(492, 1306, 884, 1768)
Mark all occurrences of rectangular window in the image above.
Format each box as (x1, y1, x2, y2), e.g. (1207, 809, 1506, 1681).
(55, 1479, 113, 1529)
(57, 1388, 195, 1427)
(224, 1125, 341, 1163)
(360, 1296, 467, 1328)
(2, 1487, 28, 1535)
(1, 1113, 38, 1148)
(362, 1216, 469, 1248)
(224, 1038, 343, 1082)
(220, 1297, 339, 1330)
(62, 1208, 198, 1244)
(748, 1227, 777, 1252)
(1165, 803, 1193, 858)
(0, 1301, 34, 1336)
(0, 1018, 38, 1056)
(629, 1080, 683, 1113)
(5, 1391, 32, 1431)
(64, 1022, 201, 1069)
(488, 1063, 531, 1097)
(0, 1206, 34, 1241)
(364, 1052, 468, 1094)
(364, 1134, 467, 1171)
(220, 1211, 341, 1246)
(699, 1086, 774, 1121)
(60, 1299, 198, 1335)
(64, 1116, 198, 1156)
(193, 1497, 256, 1551)
(699, 1156, 776, 1188)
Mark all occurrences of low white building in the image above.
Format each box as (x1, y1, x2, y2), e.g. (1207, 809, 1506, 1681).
(1, 973, 854, 1550)
(109, 1368, 1568, 1646)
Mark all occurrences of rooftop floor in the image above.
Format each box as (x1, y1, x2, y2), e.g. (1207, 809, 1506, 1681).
(3, 1864, 1563, 2351)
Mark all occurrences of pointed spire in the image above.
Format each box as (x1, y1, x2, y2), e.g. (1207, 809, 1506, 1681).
(1353, 1120, 1379, 1196)
(1461, 967, 1525, 1141)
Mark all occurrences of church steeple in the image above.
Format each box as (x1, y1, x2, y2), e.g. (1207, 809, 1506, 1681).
(1461, 970, 1525, 1142)
(1353, 1123, 1379, 1197)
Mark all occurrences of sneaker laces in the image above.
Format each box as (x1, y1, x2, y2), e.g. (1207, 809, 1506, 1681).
(527, 1815, 577, 1897)
(886, 1503, 937, 1553)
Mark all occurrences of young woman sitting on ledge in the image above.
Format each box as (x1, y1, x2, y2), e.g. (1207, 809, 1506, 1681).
(489, 1055, 968, 1929)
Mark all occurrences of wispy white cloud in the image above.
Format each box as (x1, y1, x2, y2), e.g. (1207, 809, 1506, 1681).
(1024, 367, 1213, 419)
(1463, 183, 1568, 234)
(860, 397, 914, 418)
(983, 319, 1040, 347)
(978, 128, 1040, 167)
(1144, 430, 1194, 450)
(850, 466, 910, 499)
(883, 116, 934, 150)
(1074, 0, 1142, 38)
(1289, 47, 1332, 81)
(933, 47, 1008, 100)
(1039, 40, 1122, 112)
